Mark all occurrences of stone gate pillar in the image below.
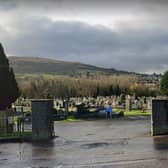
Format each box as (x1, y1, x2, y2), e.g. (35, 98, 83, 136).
(151, 99, 168, 136)
(32, 99, 55, 141)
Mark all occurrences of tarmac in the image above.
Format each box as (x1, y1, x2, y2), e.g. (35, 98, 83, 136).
(0, 116, 168, 167)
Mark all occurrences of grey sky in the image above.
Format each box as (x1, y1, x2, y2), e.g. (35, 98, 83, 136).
(0, 0, 168, 73)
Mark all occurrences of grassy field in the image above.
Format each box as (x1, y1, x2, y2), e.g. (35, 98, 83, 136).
(0, 131, 32, 138)
(124, 110, 151, 116)
(57, 109, 151, 123)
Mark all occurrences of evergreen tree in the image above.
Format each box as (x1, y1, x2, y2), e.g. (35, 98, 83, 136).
(115, 84, 121, 96)
(160, 71, 168, 96)
(109, 85, 114, 95)
(0, 43, 20, 110)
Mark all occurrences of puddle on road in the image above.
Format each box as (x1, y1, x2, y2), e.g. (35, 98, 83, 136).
(81, 142, 110, 149)
(80, 139, 128, 149)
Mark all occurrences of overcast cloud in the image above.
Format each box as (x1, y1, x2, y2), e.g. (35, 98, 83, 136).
(0, 0, 168, 73)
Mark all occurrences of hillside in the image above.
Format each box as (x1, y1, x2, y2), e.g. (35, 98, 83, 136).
(8, 56, 130, 76)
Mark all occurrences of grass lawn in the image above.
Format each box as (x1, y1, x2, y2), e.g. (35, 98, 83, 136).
(124, 110, 151, 117)
(55, 109, 151, 123)
(0, 131, 32, 138)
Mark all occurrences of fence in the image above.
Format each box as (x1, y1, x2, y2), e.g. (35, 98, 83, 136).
(0, 109, 13, 134)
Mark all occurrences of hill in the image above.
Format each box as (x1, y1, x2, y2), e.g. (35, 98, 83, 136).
(8, 56, 131, 76)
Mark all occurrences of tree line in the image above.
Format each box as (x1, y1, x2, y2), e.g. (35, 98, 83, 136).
(17, 74, 158, 99)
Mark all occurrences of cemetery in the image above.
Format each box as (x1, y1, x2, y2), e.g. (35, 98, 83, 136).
(12, 94, 152, 120)
(1, 0, 168, 166)
(0, 94, 155, 141)
(0, 65, 167, 167)
(0, 43, 168, 167)
(1, 101, 168, 167)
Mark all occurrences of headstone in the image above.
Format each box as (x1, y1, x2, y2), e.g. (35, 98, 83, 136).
(32, 99, 55, 141)
(76, 103, 86, 114)
(151, 99, 168, 136)
(64, 99, 69, 115)
(125, 95, 131, 111)
(146, 97, 152, 111)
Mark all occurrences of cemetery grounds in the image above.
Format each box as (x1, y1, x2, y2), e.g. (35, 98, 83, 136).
(1, 97, 168, 167)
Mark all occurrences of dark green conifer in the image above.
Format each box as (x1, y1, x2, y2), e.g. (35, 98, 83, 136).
(0, 43, 20, 110)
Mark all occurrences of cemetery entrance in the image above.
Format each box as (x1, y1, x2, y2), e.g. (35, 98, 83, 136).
(11, 99, 55, 141)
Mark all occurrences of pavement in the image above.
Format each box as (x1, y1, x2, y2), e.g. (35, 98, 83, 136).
(0, 116, 168, 167)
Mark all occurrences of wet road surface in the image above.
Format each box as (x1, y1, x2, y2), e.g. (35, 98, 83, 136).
(1, 116, 168, 167)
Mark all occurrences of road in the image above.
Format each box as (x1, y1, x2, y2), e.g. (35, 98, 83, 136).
(0, 116, 168, 167)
